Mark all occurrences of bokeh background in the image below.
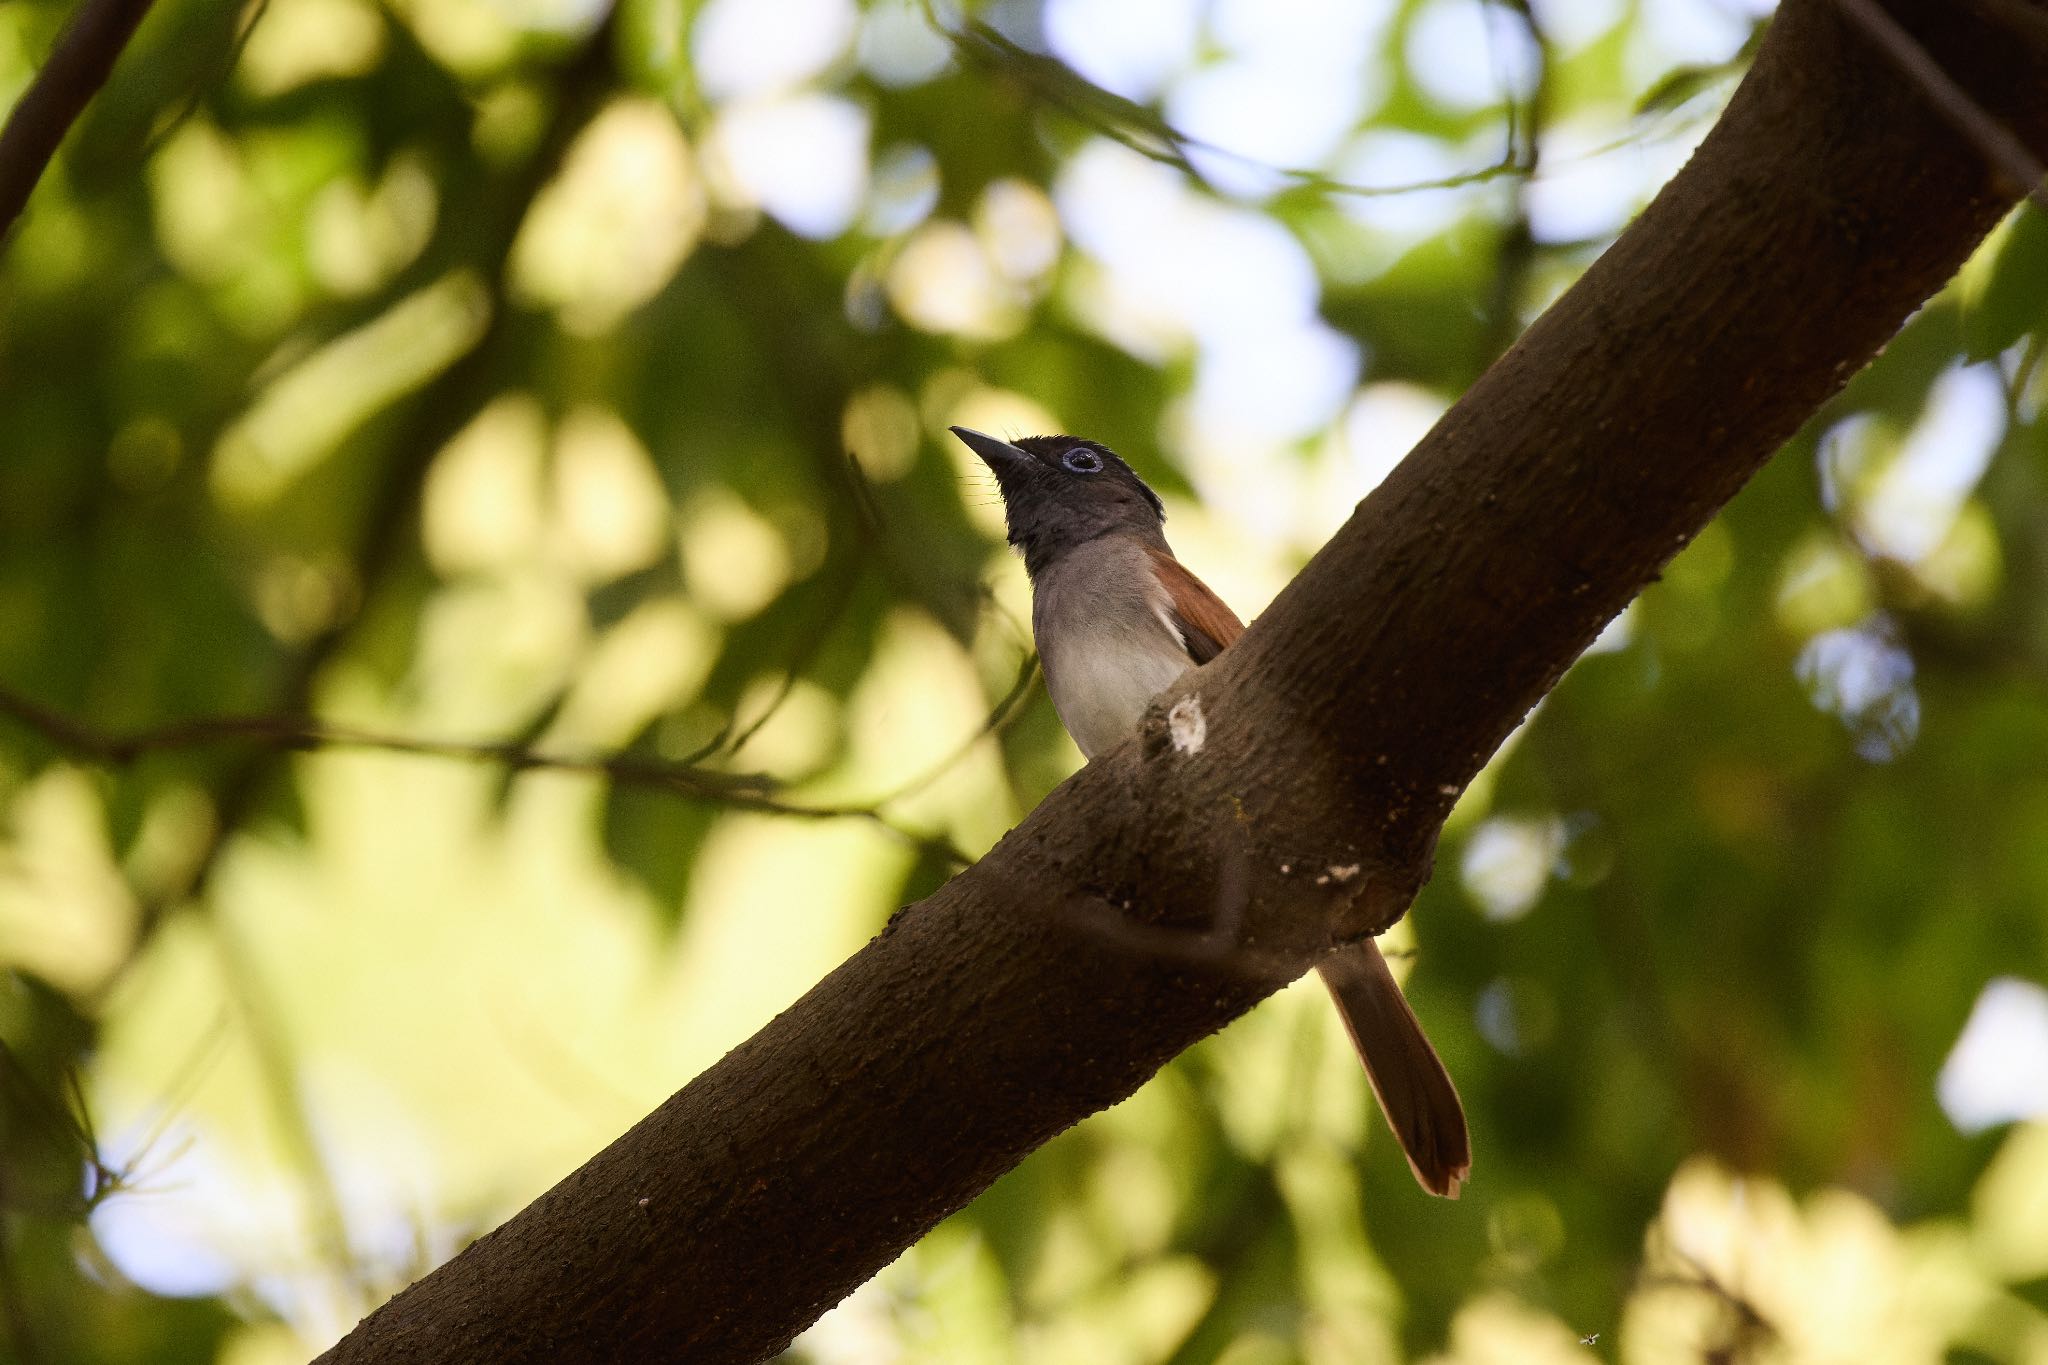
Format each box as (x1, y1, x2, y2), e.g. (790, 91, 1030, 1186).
(4, 0, 2048, 1359)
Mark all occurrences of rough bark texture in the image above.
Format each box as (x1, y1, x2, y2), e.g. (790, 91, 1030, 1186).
(0, 0, 156, 244)
(319, 1, 2048, 1361)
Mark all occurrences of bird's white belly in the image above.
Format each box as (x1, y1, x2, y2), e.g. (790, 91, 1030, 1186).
(1042, 624, 1192, 760)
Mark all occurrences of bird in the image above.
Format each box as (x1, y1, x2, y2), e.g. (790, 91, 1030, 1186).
(951, 425, 1470, 1198)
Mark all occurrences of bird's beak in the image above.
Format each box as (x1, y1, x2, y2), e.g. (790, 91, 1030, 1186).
(949, 426, 1028, 473)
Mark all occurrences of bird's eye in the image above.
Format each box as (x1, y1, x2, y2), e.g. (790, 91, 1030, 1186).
(1062, 449, 1104, 474)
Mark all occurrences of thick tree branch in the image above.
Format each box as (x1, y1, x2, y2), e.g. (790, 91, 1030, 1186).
(317, 1, 2048, 1361)
(0, 0, 155, 246)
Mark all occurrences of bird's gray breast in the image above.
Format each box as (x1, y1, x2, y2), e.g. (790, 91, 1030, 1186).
(1031, 538, 1193, 760)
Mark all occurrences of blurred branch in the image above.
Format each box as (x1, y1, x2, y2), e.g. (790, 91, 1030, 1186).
(1478, 0, 1554, 367)
(312, 5, 2048, 1361)
(1640, 1252, 1779, 1362)
(1836, 0, 2048, 209)
(0, 654, 1042, 864)
(139, 0, 274, 156)
(0, 0, 156, 247)
(0, 1214, 40, 1365)
(946, 20, 1528, 199)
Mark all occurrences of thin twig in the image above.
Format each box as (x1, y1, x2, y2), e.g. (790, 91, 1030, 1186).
(1835, 0, 2048, 210)
(0, 671, 1028, 865)
(140, 0, 274, 156)
(945, 19, 1528, 200)
(0, 0, 158, 247)
(862, 650, 1039, 809)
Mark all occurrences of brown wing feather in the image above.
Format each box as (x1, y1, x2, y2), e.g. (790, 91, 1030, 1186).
(1317, 942, 1471, 1197)
(1147, 546, 1244, 663)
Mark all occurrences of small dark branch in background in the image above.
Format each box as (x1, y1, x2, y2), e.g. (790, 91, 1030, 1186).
(1640, 1252, 1779, 1364)
(0, 0, 157, 247)
(0, 660, 1042, 866)
(1478, 0, 1553, 367)
(945, 19, 1529, 200)
(1836, 0, 2048, 209)
(140, 0, 273, 155)
(0, 688, 775, 795)
(1982, 0, 2048, 48)
(861, 650, 1039, 812)
(0, 1028, 220, 1220)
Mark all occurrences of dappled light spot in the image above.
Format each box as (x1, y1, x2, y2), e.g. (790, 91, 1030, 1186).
(1339, 382, 1449, 505)
(235, 0, 387, 98)
(1475, 976, 1559, 1056)
(1940, 977, 2048, 1134)
(1168, 50, 1378, 197)
(546, 600, 718, 752)
(1426, 1290, 1598, 1365)
(1329, 131, 1481, 243)
(1972, 1123, 2048, 1283)
(212, 272, 490, 510)
(1526, 116, 1709, 246)
(705, 94, 869, 240)
(87, 1115, 244, 1301)
(107, 415, 186, 495)
(550, 407, 671, 582)
(382, 0, 525, 78)
(692, 0, 857, 102)
(1408, 0, 1542, 113)
(828, 609, 1019, 853)
(856, 0, 952, 87)
(254, 553, 360, 643)
(1852, 364, 2005, 566)
(0, 767, 137, 995)
(1058, 139, 1322, 347)
(511, 99, 706, 334)
(148, 122, 256, 289)
(678, 488, 792, 622)
(1459, 815, 1565, 922)
(307, 152, 438, 298)
(841, 384, 921, 482)
(1624, 1158, 1991, 1364)
(862, 142, 939, 237)
(413, 571, 590, 731)
(974, 179, 1063, 283)
(471, 83, 549, 166)
(1794, 615, 1920, 762)
(661, 816, 910, 1076)
(1815, 366, 2009, 609)
(886, 220, 1022, 339)
(1774, 532, 1875, 637)
(424, 395, 549, 575)
(1046, 0, 1202, 104)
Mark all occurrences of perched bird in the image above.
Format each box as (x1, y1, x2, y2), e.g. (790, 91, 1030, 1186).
(952, 426, 1470, 1198)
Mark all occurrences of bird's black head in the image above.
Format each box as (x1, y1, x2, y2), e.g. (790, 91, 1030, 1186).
(949, 427, 1166, 579)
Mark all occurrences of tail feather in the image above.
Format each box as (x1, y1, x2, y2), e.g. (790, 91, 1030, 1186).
(1317, 941, 1471, 1198)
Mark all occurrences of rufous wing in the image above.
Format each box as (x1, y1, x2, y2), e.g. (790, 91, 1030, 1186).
(1147, 545, 1245, 663)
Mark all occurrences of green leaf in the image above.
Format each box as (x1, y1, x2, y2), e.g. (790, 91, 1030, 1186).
(1963, 203, 2048, 361)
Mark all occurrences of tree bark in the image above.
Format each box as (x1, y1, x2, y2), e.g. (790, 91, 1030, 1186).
(317, 1, 2048, 1360)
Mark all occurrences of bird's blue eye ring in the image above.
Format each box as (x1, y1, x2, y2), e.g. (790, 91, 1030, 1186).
(1063, 449, 1103, 474)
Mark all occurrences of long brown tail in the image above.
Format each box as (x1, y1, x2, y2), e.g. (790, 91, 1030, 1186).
(1317, 941, 1470, 1197)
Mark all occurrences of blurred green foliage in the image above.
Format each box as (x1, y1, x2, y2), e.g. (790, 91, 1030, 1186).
(2, 0, 2048, 1362)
